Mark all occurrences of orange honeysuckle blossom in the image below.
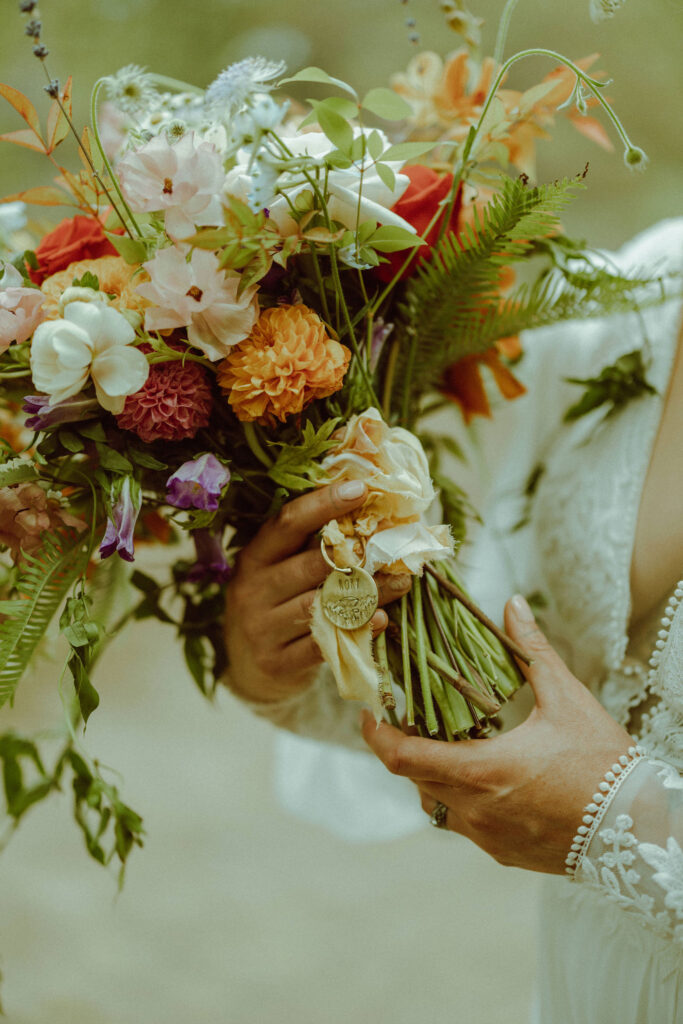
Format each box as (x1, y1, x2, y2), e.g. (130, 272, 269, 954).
(441, 335, 526, 423)
(392, 50, 612, 178)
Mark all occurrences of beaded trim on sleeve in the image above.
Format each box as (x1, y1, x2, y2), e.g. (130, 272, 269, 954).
(564, 745, 647, 880)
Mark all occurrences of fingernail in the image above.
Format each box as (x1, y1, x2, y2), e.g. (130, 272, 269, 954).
(389, 573, 412, 592)
(371, 609, 388, 629)
(338, 480, 365, 501)
(511, 594, 534, 621)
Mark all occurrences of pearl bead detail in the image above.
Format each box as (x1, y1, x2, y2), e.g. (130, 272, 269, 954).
(564, 747, 647, 880)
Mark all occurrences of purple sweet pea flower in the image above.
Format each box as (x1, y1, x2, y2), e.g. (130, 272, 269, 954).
(23, 394, 100, 431)
(99, 476, 141, 563)
(187, 528, 232, 585)
(166, 453, 230, 512)
(370, 319, 394, 371)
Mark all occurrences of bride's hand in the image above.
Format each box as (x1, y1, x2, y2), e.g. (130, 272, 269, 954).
(361, 594, 633, 874)
(224, 481, 411, 704)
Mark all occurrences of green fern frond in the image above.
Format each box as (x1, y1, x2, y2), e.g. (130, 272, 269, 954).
(391, 174, 585, 419)
(0, 531, 90, 708)
(466, 264, 672, 349)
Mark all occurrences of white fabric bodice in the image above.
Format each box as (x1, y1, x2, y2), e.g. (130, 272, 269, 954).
(232, 218, 683, 1017)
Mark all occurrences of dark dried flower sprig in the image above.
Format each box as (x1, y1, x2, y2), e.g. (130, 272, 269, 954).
(398, 0, 420, 44)
(43, 78, 60, 97)
(19, 0, 38, 12)
(24, 18, 41, 37)
(32, 43, 48, 59)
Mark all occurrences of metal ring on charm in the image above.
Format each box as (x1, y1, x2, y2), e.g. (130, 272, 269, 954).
(319, 537, 379, 630)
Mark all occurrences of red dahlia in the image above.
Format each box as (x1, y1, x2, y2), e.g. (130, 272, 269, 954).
(116, 357, 213, 443)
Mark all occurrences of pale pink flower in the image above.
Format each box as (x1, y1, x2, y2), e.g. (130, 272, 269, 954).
(137, 247, 259, 361)
(117, 132, 225, 241)
(0, 263, 45, 350)
(0, 481, 85, 562)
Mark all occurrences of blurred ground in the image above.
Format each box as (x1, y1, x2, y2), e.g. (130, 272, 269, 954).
(0, 615, 539, 1024)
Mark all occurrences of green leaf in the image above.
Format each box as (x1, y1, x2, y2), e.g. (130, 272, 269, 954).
(59, 430, 84, 453)
(381, 141, 437, 162)
(0, 459, 38, 487)
(96, 445, 133, 474)
(306, 95, 358, 120)
(104, 231, 149, 266)
(374, 162, 396, 192)
(367, 130, 385, 160)
(268, 419, 340, 491)
(71, 271, 99, 290)
(128, 449, 168, 471)
(280, 66, 358, 100)
(78, 421, 107, 442)
(69, 651, 100, 725)
(311, 101, 353, 155)
(367, 225, 424, 253)
(361, 87, 412, 121)
(0, 531, 90, 707)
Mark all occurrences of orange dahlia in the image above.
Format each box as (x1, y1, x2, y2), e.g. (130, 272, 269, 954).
(217, 304, 351, 424)
(40, 256, 150, 320)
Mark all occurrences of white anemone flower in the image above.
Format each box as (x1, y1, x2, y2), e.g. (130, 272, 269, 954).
(30, 301, 149, 413)
(117, 132, 225, 241)
(224, 127, 414, 234)
(137, 246, 260, 361)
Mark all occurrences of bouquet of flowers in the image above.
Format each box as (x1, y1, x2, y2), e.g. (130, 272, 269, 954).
(0, 0, 660, 881)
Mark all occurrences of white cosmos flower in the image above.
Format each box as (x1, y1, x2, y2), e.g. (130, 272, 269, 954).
(30, 301, 149, 413)
(224, 127, 413, 233)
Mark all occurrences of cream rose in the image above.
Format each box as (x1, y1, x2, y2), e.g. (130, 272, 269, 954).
(318, 407, 454, 575)
(30, 301, 149, 413)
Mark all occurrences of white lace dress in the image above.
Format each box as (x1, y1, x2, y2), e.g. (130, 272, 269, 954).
(235, 217, 683, 1022)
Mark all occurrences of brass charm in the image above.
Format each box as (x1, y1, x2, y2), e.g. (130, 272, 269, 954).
(320, 566, 379, 630)
(319, 538, 378, 630)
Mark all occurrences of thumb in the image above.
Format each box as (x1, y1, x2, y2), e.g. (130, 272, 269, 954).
(504, 594, 575, 706)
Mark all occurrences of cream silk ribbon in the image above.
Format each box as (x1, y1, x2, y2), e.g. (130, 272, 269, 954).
(310, 591, 383, 720)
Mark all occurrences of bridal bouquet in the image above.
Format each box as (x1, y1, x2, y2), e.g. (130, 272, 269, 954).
(0, 0, 656, 880)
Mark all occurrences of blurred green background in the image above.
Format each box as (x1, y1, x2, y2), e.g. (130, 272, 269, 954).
(1, 0, 682, 248)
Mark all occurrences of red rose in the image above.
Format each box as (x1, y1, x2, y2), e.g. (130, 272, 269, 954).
(28, 215, 119, 285)
(375, 165, 463, 283)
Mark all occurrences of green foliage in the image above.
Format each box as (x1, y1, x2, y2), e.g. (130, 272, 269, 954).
(280, 67, 358, 101)
(60, 594, 102, 725)
(0, 733, 54, 824)
(268, 418, 341, 491)
(71, 271, 99, 290)
(0, 458, 38, 487)
(361, 87, 412, 121)
(55, 747, 144, 887)
(0, 530, 90, 708)
(392, 174, 586, 420)
(564, 349, 657, 422)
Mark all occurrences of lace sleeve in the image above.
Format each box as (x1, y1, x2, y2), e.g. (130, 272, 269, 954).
(570, 753, 683, 943)
(225, 664, 367, 752)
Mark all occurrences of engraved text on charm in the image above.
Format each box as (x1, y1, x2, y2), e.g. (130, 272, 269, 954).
(321, 567, 379, 630)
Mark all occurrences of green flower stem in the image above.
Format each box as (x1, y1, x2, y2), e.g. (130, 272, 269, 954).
(428, 668, 459, 738)
(307, 244, 332, 325)
(493, 0, 521, 65)
(381, 337, 400, 419)
(91, 80, 143, 238)
(375, 630, 396, 710)
(148, 74, 204, 95)
(411, 579, 438, 735)
(426, 563, 531, 666)
(400, 594, 415, 726)
(437, 46, 642, 248)
(424, 578, 483, 728)
(242, 422, 273, 468)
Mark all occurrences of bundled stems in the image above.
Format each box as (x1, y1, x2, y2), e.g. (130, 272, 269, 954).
(425, 564, 531, 667)
(411, 578, 439, 735)
(400, 594, 415, 726)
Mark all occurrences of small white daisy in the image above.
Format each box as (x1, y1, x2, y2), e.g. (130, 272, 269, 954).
(105, 64, 157, 115)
